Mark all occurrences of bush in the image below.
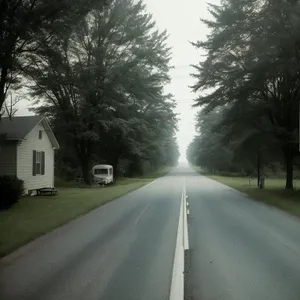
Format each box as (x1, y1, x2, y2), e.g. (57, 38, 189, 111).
(0, 176, 24, 210)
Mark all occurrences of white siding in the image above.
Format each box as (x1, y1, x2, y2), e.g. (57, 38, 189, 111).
(17, 123, 55, 193)
(0, 141, 17, 176)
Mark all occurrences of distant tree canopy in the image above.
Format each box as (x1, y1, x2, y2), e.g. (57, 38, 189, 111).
(0, 0, 179, 183)
(188, 0, 300, 190)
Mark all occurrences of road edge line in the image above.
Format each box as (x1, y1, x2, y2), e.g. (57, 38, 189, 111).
(142, 179, 157, 189)
(169, 179, 189, 300)
(169, 188, 184, 300)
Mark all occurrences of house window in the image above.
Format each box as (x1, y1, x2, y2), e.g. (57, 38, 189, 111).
(33, 150, 45, 176)
(39, 130, 43, 139)
(36, 151, 42, 174)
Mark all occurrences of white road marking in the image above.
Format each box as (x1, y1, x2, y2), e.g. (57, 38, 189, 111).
(183, 179, 190, 251)
(169, 186, 184, 300)
(169, 177, 190, 300)
(134, 204, 150, 225)
(142, 179, 157, 189)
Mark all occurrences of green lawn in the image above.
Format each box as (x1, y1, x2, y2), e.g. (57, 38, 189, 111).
(208, 175, 300, 217)
(0, 177, 155, 257)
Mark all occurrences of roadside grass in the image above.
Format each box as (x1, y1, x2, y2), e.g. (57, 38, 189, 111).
(0, 171, 170, 258)
(54, 166, 173, 187)
(208, 175, 300, 218)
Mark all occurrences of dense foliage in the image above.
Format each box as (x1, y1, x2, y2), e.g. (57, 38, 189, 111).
(0, 0, 179, 184)
(0, 176, 24, 210)
(0, 0, 104, 113)
(188, 0, 300, 189)
(6, 0, 178, 183)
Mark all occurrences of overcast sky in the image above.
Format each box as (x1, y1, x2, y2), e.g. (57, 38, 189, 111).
(144, 0, 219, 161)
(16, 0, 218, 161)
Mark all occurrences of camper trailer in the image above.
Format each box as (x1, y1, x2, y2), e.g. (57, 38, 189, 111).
(92, 164, 114, 185)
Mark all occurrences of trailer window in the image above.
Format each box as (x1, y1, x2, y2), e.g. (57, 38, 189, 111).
(94, 169, 108, 175)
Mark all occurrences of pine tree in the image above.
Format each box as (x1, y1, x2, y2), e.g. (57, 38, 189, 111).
(191, 0, 300, 189)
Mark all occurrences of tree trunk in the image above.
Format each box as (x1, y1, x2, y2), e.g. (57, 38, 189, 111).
(77, 144, 92, 185)
(80, 157, 91, 185)
(112, 155, 120, 179)
(284, 147, 294, 190)
(257, 150, 261, 187)
(0, 66, 8, 112)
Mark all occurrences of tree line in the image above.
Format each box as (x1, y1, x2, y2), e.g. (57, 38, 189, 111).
(0, 0, 179, 183)
(187, 0, 300, 190)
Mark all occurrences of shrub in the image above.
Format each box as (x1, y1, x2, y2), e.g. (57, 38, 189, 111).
(0, 176, 24, 210)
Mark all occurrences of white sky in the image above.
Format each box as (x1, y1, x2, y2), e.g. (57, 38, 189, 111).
(144, 0, 218, 161)
(15, 0, 218, 161)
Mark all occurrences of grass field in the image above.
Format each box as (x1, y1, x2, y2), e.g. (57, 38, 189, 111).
(208, 175, 300, 218)
(0, 170, 171, 258)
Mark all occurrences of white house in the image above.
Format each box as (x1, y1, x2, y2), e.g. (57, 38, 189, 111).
(0, 116, 60, 194)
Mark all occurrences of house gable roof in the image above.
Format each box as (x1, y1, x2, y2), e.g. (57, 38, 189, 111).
(0, 116, 59, 149)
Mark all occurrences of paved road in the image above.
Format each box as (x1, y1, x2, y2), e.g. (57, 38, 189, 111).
(0, 173, 182, 300)
(185, 167, 300, 300)
(2, 165, 300, 300)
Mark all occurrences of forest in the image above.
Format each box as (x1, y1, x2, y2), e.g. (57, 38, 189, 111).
(0, 0, 179, 184)
(188, 0, 300, 190)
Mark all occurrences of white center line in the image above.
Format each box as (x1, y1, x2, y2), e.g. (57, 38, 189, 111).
(183, 177, 190, 251)
(134, 204, 150, 225)
(169, 182, 185, 300)
(169, 177, 190, 300)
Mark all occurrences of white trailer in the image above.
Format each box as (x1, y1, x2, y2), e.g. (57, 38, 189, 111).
(92, 164, 114, 185)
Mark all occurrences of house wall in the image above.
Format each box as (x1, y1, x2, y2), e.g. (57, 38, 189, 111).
(17, 123, 54, 193)
(0, 141, 17, 176)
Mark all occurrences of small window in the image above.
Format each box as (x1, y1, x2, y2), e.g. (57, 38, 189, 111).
(36, 152, 42, 174)
(33, 151, 45, 176)
(39, 130, 43, 139)
(94, 169, 108, 175)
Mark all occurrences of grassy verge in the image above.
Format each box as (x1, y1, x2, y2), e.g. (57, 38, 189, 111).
(191, 164, 300, 217)
(54, 166, 173, 187)
(0, 175, 163, 258)
(208, 175, 300, 218)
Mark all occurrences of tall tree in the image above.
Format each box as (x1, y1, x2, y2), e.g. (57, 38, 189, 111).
(28, 0, 177, 183)
(191, 0, 300, 189)
(0, 0, 105, 113)
(187, 106, 280, 177)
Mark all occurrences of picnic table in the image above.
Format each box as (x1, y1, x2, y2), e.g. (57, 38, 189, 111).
(37, 187, 58, 196)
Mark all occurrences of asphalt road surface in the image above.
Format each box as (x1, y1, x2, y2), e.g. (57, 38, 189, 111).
(1, 164, 300, 300)
(185, 167, 300, 300)
(0, 173, 182, 300)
